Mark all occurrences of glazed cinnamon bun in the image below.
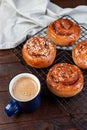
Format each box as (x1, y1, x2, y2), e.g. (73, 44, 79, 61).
(46, 63, 84, 97)
(22, 36, 56, 68)
(47, 18, 81, 46)
(72, 40, 87, 69)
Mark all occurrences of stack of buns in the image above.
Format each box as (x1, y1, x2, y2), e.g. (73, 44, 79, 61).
(22, 17, 86, 98)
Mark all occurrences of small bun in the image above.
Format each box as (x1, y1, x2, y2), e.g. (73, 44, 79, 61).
(72, 40, 87, 69)
(22, 36, 56, 68)
(47, 18, 81, 46)
(46, 63, 84, 97)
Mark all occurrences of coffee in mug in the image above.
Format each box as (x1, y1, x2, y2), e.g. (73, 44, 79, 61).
(4, 73, 41, 116)
(12, 76, 38, 101)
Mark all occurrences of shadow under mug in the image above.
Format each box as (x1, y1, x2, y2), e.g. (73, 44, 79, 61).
(4, 73, 41, 116)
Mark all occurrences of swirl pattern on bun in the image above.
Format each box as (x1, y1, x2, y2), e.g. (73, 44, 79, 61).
(46, 63, 84, 97)
(47, 18, 81, 46)
(22, 36, 56, 68)
(72, 40, 87, 69)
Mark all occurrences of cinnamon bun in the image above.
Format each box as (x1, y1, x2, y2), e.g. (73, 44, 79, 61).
(47, 18, 81, 46)
(22, 36, 56, 68)
(46, 63, 84, 97)
(72, 40, 87, 69)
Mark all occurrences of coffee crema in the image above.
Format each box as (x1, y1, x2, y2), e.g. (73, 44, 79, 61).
(12, 77, 38, 101)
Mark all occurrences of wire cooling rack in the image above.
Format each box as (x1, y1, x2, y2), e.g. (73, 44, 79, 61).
(27, 15, 87, 50)
(13, 15, 87, 130)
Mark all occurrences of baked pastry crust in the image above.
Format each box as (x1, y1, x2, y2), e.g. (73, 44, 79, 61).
(22, 36, 56, 68)
(47, 18, 81, 46)
(46, 63, 84, 97)
(72, 40, 87, 69)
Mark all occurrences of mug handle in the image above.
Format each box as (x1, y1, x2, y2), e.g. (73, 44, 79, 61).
(4, 99, 20, 116)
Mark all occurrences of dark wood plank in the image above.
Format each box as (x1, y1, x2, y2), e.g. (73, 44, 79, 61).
(51, 0, 87, 8)
(0, 62, 29, 91)
(0, 49, 19, 64)
(0, 117, 79, 130)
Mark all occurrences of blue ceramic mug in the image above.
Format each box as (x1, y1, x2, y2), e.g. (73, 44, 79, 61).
(4, 73, 41, 116)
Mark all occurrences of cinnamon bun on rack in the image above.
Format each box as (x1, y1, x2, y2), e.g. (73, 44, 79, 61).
(22, 36, 56, 68)
(46, 63, 84, 97)
(47, 18, 81, 46)
(72, 40, 87, 69)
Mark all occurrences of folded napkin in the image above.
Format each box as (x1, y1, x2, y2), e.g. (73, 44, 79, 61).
(0, 0, 87, 49)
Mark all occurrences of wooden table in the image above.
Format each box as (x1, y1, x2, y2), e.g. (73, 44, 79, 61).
(0, 1, 87, 130)
(51, 0, 87, 8)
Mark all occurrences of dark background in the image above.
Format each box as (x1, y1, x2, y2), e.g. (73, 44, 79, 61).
(51, 0, 87, 8)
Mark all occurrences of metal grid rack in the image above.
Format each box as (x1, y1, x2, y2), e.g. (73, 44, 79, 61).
(13, 15, 87, 130)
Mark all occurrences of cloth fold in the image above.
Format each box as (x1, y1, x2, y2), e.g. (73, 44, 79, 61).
(0, 0, 87, 49)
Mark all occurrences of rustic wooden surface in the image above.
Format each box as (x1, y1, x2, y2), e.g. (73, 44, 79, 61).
(51, 0, 87, 8)
(0, 1, 87, 130)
